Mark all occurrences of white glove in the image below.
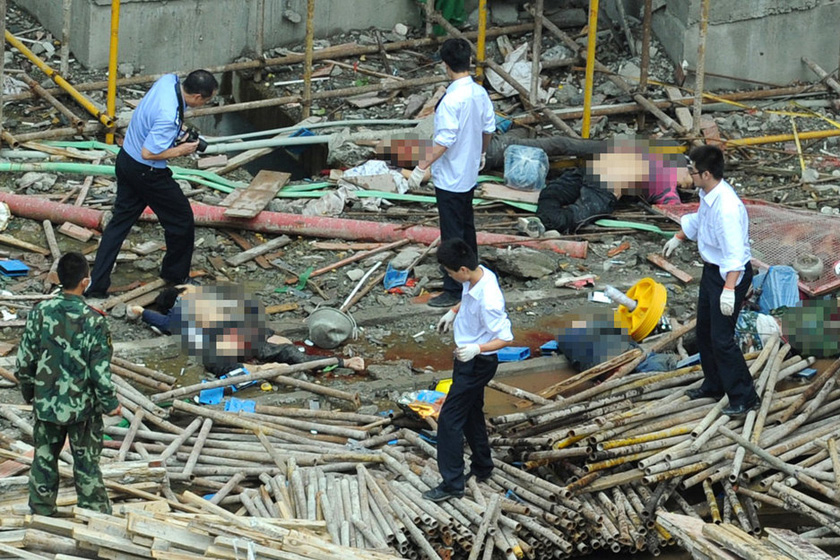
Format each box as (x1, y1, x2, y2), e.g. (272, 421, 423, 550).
(407, 165, 426, 189)
(479, 152, 487, 171)
(455, 344, 481, 362)
(437, 309, 457, 334)
(662, 236, 683, 257)
(720, 288, 736, 316)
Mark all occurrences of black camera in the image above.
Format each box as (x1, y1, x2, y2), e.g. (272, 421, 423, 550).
(185, 127, 208, 153)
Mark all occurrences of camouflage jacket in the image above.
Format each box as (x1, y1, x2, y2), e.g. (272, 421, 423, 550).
(16, 292, 118, 425)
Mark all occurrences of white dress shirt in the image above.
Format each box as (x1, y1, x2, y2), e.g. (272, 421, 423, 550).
(432, 76, 496, 193)
(680, 179, 751, 283)
(453, 266, 514, 353)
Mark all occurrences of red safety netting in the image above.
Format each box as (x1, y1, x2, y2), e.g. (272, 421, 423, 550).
(654, 199, 840, 296)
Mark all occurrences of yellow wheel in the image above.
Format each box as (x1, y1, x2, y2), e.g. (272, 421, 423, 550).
(615, 278, 667, 341)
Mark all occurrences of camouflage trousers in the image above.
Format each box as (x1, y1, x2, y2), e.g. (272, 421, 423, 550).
(30, 415, 111, 516)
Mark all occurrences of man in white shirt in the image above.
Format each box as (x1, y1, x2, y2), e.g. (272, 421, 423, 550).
(407, 38, 496, 308)
(662, 145, 759, 416)
(424, 239, 513, 502)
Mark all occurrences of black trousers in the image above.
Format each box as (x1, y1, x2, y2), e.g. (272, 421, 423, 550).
(696, 263, 757, 407)
(536, 169, 617, 234)
(435, 186, 477, 297)
(89, 149, 195, 294)
(436, 353, 498, 492)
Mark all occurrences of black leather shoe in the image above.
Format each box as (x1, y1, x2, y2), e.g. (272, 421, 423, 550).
(422, 484, 464, 502)
(84, 290, 108, 299)
(428, 292, 461, 308)
(722, 398, 761, 417)
(686, 388, 724, 400)
(466, 470, 492, 483)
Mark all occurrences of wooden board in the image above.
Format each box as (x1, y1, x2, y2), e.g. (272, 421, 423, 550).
(221, 170, 290, 219)
(479, 182, 540, 204)
(646, 253, 694, 284)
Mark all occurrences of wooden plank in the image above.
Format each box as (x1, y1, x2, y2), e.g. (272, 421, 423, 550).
(764, 528, 832, 560)
(223, 231, 271, 269)
(0, 234, 50, 256)
(479, 182, 540, 204)
(646, 253, 694, 283)
(126, 513, 213, 553)
(0, 542, 52, 560)
(225, 235, 292, 267)
(73, 527, 150, 557)
(265, 303, 298, 315)
(665, 85, 693, 130)
(223, 170, 290, 219)
(101, 278, 167, 311)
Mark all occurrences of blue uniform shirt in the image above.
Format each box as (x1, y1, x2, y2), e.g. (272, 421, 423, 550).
(123, 74, 185, 168)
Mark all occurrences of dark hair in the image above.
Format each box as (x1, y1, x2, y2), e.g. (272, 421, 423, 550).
(437, 238, 478, 271)
(155, 286, 187, 311)
(440, 39, 472, 73)
(183, 70, 218, 98)
(57, 252, 89, 290)
(688, 145, 725, 180)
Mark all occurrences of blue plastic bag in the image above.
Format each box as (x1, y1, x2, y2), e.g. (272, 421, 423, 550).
(752, 266, 800, 314)
(504, 145, 549, 191)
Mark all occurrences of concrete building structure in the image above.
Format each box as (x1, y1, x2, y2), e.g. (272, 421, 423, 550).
(15, 0, 430, 74)
(636, 0, 840, 88)
(15, 0, 840, 88)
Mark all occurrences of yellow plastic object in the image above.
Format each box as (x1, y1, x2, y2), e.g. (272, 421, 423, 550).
(260, 382, 273, 392)
(615, 278, 667, 342)
(435, 378, 453, 394)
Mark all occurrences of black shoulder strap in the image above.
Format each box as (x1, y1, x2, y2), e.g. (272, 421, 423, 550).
(173, 77, 185, 127)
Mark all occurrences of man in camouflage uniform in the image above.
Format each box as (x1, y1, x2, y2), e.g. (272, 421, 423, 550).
(16, 252, 120, 516)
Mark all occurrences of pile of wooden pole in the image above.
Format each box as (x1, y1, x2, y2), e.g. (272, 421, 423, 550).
(2, 334, 840, 558)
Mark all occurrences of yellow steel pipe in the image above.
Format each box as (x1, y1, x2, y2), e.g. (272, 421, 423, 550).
(106, 0, 120, 144)
(600, 426, 692, 451)
(476, 0, 487, 82)
(725, 128, 840, 146)
(5, 30, 114, 128)
(581, 0, 599, 138)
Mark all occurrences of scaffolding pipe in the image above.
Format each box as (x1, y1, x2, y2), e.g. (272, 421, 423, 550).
(637, 0, 652, 129)
(207, 118, 419, 143)
(302, 0, 315, 119)
(106, 0, 120, 144)
(530, 0, 543, 106)
(4, 31, 114, 128)
(60, 0, 72, 76)
(2, 23, 536, 104)
(433, 12, 580, 138)
(190, 74, 447, 118)
(692, 0, 710, 137)
(255, 0, 266, 81)
(0, 0, 6, 143)
(476, 0, 488, 82)
(203, 135, 330, 154)
(20, 73, 84, 130)
(725, 129, 840, 147)
(582, 0, 599, 138)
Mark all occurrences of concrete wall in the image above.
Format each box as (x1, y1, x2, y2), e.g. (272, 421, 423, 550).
(14, 0, 430, 73)
(645, 0, 840, 89)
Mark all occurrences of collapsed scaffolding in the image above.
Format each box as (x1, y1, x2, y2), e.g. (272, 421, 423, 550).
(1, 1, 840, 560)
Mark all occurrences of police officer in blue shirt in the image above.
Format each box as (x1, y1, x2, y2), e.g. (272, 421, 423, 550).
(87, 70, 218, 298)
